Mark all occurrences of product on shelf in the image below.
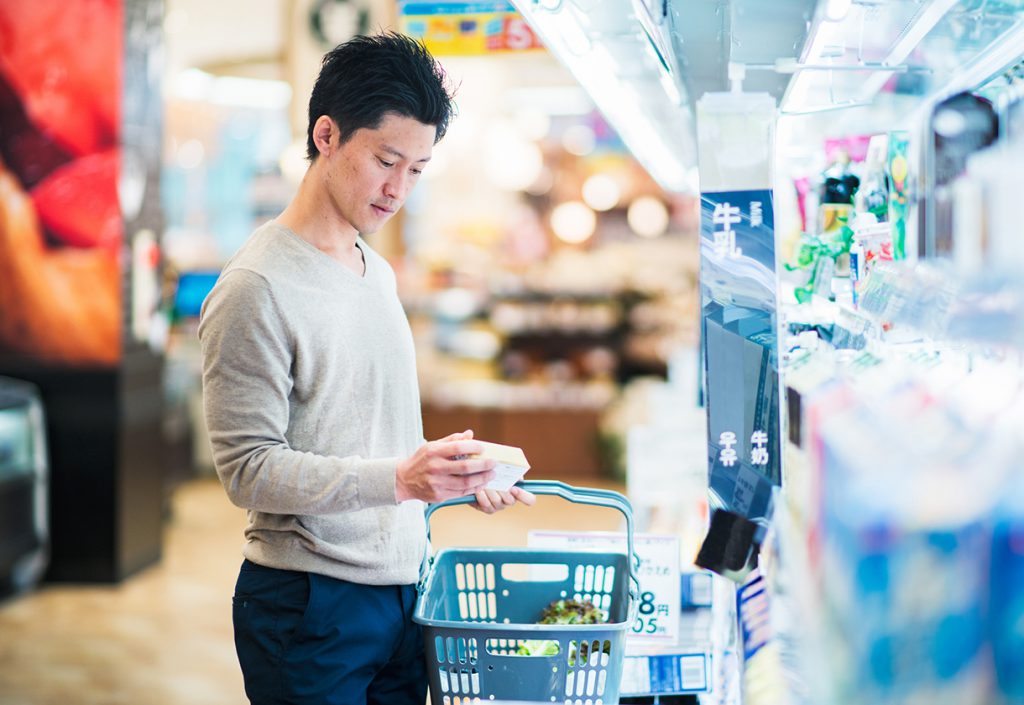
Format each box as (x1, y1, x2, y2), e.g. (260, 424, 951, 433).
(990, 480, 1024, 701)
(854, 134, 890, 223)
(848, 220, 893, 307)
(927, 92, 999, 257)
(887, 130, 910, 260)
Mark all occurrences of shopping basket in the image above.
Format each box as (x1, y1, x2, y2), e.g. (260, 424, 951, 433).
(414, 480, 640, 705)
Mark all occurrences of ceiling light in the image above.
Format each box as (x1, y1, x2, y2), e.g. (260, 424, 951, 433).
(824, 0, 852, 22)
(627, 196, 669, 238)
(550, 201, 597, 243)
(582, 174, 621, 211)
(526, 167, 555, 196)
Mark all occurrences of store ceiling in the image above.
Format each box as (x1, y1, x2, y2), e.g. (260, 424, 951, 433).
(165, 0, 285, 78)
(163, 0, 579, 89)
(669, 0, 817, 100)
(667, 0, 1024, 111)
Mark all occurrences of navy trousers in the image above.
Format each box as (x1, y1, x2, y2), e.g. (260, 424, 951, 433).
(232, 559, 426, 705)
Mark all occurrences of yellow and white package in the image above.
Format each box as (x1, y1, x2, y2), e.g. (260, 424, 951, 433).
(474, 441, 530, 492)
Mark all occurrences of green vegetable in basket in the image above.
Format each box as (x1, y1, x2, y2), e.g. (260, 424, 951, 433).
(514, 599, 607, 657)
(538, 599, 606, 625)
(515, 639, 560, 656)
(569, 638, 611, 666)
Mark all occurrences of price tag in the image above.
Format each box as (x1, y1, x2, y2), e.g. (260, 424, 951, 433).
(681, 570, 714, 609)
(528, 531, 680, 647)
(731, 466, 760, 514)
(620, 652, 711, 695)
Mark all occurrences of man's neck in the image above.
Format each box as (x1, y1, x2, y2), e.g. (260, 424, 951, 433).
(277, 170, 365, 276)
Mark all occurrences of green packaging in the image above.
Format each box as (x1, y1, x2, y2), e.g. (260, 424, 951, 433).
(887, 130, 910, 260)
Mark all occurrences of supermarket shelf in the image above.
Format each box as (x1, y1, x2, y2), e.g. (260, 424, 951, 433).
(513, 0, 1024, 189)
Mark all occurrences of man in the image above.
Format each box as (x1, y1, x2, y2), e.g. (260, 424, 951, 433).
(199, 32, 535, 705)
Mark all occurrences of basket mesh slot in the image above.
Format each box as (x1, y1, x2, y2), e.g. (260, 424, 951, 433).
(437, 667, 480, 696)
(565, 639, 612, 699)
(455, 562, 497, 621)
(435, 637, 478, 665)
(573, 565, 615, 613)
(485, 638, 561, 656)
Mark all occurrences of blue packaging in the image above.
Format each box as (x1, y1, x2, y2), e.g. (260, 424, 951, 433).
(991, 483, 1024, 702)
(822, 517, 989, 705)
(815, 398, 991, 705)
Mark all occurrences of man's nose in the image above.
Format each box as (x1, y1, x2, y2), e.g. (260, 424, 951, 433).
(383, 172, 409, 201)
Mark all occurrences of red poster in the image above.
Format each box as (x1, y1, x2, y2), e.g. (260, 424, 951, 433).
(0, 0, 123, 366)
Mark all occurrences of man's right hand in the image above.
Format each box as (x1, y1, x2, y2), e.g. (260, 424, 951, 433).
(395, 430, 497, 503)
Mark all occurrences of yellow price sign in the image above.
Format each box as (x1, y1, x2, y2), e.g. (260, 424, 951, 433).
(399, 1, 543, 56)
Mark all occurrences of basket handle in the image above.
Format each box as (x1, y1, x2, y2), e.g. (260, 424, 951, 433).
(418, 479, 641, 604)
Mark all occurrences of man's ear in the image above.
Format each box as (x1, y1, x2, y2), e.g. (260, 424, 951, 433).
(312, 115, 337, 157)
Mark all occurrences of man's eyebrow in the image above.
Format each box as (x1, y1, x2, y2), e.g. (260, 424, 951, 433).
(381, 145, 431, 163)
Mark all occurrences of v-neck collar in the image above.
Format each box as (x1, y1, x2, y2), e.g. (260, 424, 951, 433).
(273, 222, 371, 284)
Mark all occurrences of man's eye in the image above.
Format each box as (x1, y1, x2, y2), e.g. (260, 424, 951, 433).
(378, 158, 394, 168)
(411, 168, 423, 176)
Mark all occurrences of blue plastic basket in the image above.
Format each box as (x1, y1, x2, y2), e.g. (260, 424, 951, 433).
(414, 480, 639, 705)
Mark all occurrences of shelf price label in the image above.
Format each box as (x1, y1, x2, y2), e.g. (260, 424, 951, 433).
(528, 530, 680, 648)
(620, 652, 711, 696)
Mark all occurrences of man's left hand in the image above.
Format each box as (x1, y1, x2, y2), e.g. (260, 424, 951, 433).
(472, 485, 536, 514)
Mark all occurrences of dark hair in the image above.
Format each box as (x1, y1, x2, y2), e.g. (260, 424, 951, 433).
(306, 32, 455, 161)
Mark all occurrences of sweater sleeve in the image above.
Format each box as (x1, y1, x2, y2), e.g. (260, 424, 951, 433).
(198, 268, 400, 514)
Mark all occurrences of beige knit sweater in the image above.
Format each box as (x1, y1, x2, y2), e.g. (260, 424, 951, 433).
(199, 221, 426, 585)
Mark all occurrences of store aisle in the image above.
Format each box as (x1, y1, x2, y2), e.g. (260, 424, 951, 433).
(0, 476, 624, 705)
(0, 480, 247, 705)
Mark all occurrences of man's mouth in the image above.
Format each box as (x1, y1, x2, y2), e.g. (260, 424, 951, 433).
(372, 204, 395, 215)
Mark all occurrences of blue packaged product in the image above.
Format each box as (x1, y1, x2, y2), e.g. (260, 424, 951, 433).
(823, 518, 989, 705)
(990, 485, 1024, 701)
(815, 399, 991, 705)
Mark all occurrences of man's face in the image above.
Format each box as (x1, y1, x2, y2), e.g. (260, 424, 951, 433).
(323, 112, 435, 236)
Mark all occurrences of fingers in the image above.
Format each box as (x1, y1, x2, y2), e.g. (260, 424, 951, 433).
(472, 487, 528, 513)
(429, 439, 488, 461)
(426, 449, 493, 478)
(450, 457, 495, 476)
(473, 489, 496, 514)
(510, 486, 537, 506)
(437, 469, 496, 496)
(496, 490, 516, 507)
(464, 471, 497, 491)
(471, 489, 510, 514)
(435, 429, 474, 442)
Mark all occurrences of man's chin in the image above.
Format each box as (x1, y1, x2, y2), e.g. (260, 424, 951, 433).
(361, 215, 395, 234)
